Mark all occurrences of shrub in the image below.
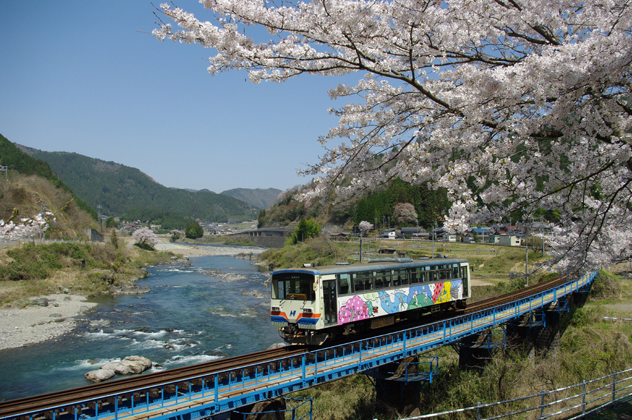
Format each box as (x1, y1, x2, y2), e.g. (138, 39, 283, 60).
(590, 270, 621, 300)
(185, 222, 203, 239)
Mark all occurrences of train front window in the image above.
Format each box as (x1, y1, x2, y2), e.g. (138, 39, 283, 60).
(272, 272, 315, 300)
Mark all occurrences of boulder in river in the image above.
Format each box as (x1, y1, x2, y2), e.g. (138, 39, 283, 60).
(101, 356, 152, 375)
(84, 368, 116, 383)
(85, 356, 152, 382)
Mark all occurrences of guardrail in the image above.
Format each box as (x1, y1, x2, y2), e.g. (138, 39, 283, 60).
(400, 367, 632, 420)
(2, 272, 598, 420)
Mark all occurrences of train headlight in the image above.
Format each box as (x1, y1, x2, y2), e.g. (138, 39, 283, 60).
(271, 306, 280, 313)
(303, 308, 313, 314)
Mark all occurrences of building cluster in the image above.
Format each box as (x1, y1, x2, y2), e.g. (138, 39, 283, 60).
(115, 220, 257, 236)
(378, 222, 552, 246)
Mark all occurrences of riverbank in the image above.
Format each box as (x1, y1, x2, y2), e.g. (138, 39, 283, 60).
(151, 238, 266, 258)
(0, 238, 264, 350)
(0, 294, 97, 351)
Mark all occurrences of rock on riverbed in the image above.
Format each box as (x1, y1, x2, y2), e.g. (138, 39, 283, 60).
(85, 356, 152, 383)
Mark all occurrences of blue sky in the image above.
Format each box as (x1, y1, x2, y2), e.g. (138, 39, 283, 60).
(0, 1, 356, 193)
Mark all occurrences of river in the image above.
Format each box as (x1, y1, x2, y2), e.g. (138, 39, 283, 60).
(0, 251, 279, 402)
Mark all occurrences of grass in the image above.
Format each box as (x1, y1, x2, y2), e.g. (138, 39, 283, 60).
(0, 236, 174, 307)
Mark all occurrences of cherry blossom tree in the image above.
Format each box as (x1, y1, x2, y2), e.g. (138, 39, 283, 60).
(359, 220, 373, 233)
(154, 0, 632, 274)
(0, 212, 55, 243)
(132, 227, 159, 249)
(393, 203, 418, 226)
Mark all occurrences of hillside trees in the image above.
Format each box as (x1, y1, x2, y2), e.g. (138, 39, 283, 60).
(121, 210, 194, 230)
(0, 135, 97, 220)
(155, 0, 632, 274)
(289, 217, 321, 244)
(354, 179, 449, 228)
(185, 221, 204, 239)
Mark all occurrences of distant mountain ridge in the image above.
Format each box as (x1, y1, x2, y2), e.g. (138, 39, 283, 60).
(220, 188, 282, 210)
(17, 144, 261, 222)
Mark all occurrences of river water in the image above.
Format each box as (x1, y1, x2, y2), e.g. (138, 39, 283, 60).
(0, 251, 279, 402)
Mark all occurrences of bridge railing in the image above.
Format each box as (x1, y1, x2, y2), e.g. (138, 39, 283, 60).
(399, 367, 632, 420)
(5, 272, 598, 420)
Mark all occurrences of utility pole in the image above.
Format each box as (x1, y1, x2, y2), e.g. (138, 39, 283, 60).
(432, 221, 436, 258)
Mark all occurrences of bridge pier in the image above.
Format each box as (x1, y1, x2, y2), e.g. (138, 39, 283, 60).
(366, 355, 438, 412)
(230, 398, 286, 420)
(458, 328, 506, 370)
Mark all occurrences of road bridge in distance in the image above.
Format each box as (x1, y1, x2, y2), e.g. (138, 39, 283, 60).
(0, 271, 598, 420)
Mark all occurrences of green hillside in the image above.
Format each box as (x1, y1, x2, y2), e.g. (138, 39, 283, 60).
(18, 145, 259, 222)
(220, 187, 282, 209)
(0, 134, 97, 220)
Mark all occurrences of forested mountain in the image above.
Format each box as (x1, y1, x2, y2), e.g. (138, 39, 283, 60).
(17, 145, 259, 222)
(257, 179, 451, 230)
(0, 134, 97, 220)
(220, 188, 282, 209)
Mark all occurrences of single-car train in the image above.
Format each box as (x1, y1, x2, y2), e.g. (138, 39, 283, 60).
(270, 257, 471, 345)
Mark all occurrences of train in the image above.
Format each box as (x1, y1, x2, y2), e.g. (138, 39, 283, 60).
(269, 257, 471, 345)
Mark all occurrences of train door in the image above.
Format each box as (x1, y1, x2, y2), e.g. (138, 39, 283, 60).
(323, 280, 337, 325)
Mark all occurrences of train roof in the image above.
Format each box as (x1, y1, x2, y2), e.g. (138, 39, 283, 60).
(272, 257, 469, 276)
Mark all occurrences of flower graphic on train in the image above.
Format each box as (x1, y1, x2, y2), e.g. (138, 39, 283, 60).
(338, 295, 369, 324)
(431, 282, 444, 303)
(434, 281, 453, 303)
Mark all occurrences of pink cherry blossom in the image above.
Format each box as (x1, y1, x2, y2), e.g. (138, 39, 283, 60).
(154, 0, 632, 274)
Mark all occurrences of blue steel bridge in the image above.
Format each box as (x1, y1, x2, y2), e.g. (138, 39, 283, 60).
(0, 271, 597, 420)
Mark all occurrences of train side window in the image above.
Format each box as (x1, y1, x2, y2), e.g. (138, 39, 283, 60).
(403, 269, 410, 285)
(429, 270, 438, 282)
(392, 270, 401, 287)
(374, 275, 384, 289)
(452, 264, 460, 279)
(355, 272, 373, 290)
(374, 271, 389, 289)
(410, 268, 419, 284)
(353, 274, 365, 292)
(339, 274, 350, 294)
(440, 270, 449, 280)
(382, 271, 392, 288)
(419, 271, 427, 283)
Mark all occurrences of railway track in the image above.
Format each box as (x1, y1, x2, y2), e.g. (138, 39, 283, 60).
(0, 346, 308, 418)
(0, 275, 574, 418)
(464, 275, 568, 313)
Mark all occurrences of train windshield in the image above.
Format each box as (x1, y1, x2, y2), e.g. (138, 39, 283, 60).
(271, 272, 315, 301)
